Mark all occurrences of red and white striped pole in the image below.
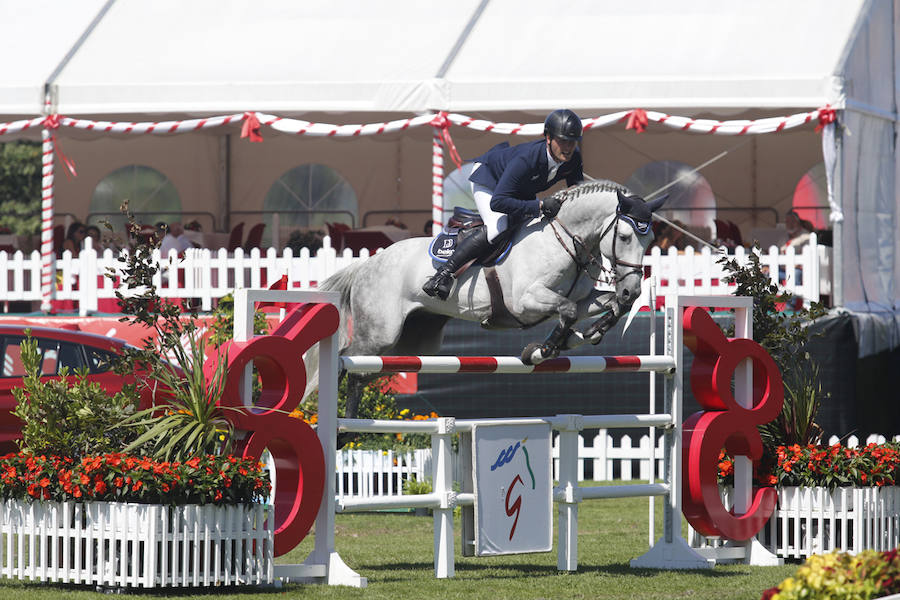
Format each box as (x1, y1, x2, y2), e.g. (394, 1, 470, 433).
(39, 124, 55, 313)
(431, 125, 444, 236)
(340, 354, 675, 374)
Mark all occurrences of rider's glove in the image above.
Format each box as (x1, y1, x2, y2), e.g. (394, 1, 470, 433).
(540, 196, 562, 219)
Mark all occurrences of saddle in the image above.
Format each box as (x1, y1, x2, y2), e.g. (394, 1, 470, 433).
(428, 207, 528, 330)
(428, 207, 512, 267)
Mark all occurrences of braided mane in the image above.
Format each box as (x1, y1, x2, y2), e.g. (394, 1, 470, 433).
(549, 179, 630, 202)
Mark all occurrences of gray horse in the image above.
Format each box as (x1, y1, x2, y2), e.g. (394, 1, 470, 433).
(309, 181, 665, 418)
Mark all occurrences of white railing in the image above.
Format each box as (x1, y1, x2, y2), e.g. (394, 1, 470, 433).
(335, 433, 899, 501)
(0, 235, 830, 315)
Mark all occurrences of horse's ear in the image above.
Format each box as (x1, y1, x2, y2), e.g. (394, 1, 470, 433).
(616, 189, 635, 213)
(646, 194, 668, 213)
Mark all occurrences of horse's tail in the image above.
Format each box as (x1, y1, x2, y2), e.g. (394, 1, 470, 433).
(319, 260, 365, 351)
(302, 261, 364, 401)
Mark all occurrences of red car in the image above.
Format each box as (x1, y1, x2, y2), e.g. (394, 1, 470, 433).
(0, 325, 161, 455)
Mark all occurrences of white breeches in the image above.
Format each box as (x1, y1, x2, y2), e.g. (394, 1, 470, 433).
(470, 163, 508, 243)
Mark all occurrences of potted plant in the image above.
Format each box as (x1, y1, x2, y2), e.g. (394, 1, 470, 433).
(695, 251, 900, 558)
(0, 211, 274, 590)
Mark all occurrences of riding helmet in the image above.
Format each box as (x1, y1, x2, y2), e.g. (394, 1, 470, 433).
(544, 109, 583, 141)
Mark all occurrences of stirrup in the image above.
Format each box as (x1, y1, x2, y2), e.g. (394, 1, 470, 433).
(423, 271, 453, 300)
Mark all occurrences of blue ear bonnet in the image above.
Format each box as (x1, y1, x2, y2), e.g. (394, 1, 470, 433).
(619, 213, 652, 235)
(615, 189, 667, 235)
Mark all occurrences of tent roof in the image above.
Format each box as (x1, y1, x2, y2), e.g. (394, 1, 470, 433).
(1, 0, 868, 117)
(0, 0, 108, 116)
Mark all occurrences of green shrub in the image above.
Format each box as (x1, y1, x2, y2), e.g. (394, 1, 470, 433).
(11, 334, 143, 459)
(299, 376, 436, 450)
(763, 549, 900, 599)
(719, 249, 829, 448)
(402, 475, 433, 495)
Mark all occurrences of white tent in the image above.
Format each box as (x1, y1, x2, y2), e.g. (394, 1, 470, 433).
(2, 0, 866, 114)
(0, 0, 898, 352)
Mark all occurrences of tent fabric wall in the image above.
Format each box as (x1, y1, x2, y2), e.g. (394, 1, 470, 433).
(827, 0, 900, 354)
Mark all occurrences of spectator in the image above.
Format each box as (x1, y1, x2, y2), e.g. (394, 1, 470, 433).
(384, 218, 408, 230)
(182, 220, 204, 247)
(782, 210, 815, 250)
(159, 222, 194, 256)
(83, 224, 103, 250)
(62, 222, 87, 256)
(654, 220, 687, 252)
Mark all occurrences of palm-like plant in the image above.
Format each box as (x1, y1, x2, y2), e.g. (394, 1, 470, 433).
(121, 331, 234, 462)
(107, 208, 240, 462)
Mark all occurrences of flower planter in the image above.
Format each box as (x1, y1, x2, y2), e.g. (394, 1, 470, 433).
(0, 500, 273, 588)
(690, 486, 900, 560)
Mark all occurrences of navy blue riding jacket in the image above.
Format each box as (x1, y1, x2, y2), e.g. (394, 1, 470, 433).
(468, 139, 584, 224)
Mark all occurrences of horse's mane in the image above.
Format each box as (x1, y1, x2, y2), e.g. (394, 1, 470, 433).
(549, 179, 630, 203)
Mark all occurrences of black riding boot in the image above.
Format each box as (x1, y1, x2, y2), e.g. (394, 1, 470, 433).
(423, 226, 492, 300)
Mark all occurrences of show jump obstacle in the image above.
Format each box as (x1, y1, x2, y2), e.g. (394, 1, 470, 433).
(224, 290, 784, 587)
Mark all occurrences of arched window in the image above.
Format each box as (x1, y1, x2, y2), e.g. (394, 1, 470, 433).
(791, 163, 828, 230)
(625, 161, 717, 234)
(90, 165, 181, 233)
(263, 164, 357, 237)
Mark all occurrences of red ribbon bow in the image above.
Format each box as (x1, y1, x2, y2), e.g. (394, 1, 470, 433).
(815, 105, 836, 133)
(43, 114, 78, 178)
(625, 109, 649, 133)
(256, 274, 288, 309)
(241, 111, 264, 142)
(430, 111, 463, 169)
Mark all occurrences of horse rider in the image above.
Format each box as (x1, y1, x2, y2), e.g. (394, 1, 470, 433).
(422, 109, 586, 300)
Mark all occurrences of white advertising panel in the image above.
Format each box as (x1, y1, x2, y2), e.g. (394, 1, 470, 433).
(472, 423, 552, 555)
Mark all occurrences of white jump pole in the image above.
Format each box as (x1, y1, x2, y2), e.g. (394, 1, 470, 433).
(648, 278, 657, 548)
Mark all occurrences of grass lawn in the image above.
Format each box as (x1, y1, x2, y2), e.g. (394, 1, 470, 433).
(0, 482, 798, 599)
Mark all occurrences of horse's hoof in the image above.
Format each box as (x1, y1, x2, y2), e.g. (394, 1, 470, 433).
(540, 344, 560, 360)
(521, 342, 544, 365)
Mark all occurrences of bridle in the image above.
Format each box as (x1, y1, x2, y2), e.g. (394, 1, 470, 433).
(549, 209, 648, 292)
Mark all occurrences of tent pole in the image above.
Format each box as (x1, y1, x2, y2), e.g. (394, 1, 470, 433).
(831, 122, 844, 308)
(431, 126, 444, 236)
(39, 115, 55, 314)
(219, 134, 231, 233)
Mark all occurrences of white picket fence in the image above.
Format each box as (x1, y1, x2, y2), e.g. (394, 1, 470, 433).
(690, 484, 900, 560)
(1, 234, 830, 315)
(335, 448, 432, 500)
(0, 501, 272, 588)
(334, 433, 898, 501)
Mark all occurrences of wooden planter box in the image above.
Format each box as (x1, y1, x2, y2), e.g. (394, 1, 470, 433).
(691, 486, 900, 559)
(0, 500, 273, 588)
